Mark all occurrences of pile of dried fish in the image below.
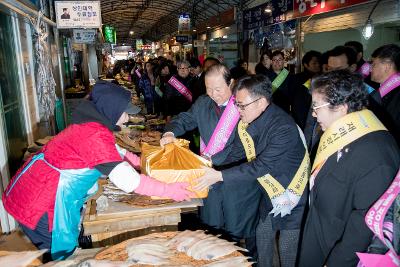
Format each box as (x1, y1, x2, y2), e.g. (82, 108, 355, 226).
(95, 231, 252, 266)
(127, 238, 173, 265)
(168, 230, 248, 261)
(102, 181, 174, 206)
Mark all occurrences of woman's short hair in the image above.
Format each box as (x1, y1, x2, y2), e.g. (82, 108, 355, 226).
(233, 74, 272, 102)
(205, 64, 231, 86)
(371, 44, 400, 72)
(311, 69, 368, 112)
(176, 60, 190, 69)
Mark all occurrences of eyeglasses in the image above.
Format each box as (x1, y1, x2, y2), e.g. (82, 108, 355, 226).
(235, 98, 261, 110)
(178, 67, 189, 70)
(311, 102, 330, 113)
(272, 58, 283, 62)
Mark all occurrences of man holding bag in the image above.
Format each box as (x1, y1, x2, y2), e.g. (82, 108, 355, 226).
(194, 74, 309, 267)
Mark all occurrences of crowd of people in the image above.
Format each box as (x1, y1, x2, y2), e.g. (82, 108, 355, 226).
(2, 41, 399, 266)
(158, 41, 400, 266)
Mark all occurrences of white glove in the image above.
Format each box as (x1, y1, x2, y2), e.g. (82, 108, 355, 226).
(269, 191, 292, 218)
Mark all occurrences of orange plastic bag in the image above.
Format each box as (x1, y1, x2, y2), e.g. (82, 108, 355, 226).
(141, 140, 211, 198)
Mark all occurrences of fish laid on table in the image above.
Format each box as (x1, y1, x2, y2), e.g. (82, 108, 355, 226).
(126, 238, 173, 265)
(168, 230, 247, 261)
(202, 256, 253, 267)
(168, 230, 208, 252)
(0, 249, 46, 267)
(77, 259, 130, 267)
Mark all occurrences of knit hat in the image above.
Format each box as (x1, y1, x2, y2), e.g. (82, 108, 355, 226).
(90, 80, 140, 126)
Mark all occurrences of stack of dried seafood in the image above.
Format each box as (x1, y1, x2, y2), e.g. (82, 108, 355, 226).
(94, 231, 252, 266)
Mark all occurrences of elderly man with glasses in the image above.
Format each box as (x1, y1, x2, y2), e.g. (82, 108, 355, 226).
(195, 74, 309, 267)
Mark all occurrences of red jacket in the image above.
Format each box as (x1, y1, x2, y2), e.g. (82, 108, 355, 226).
(3, 122, 121, 230)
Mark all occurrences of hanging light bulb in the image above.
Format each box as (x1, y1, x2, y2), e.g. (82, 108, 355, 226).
(362, 19, 374, 40)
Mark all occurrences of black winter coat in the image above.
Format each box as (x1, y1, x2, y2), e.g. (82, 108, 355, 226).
(298, 130, 400, 267)
(164, 75, 193, 116)
(165, 95, 258, 238)
(222, 104, 307, 231)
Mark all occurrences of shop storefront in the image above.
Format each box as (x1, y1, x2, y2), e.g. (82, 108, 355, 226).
(297, 0, 400, 59)
(207, 25, 238, 68)
(0, 0, 65, 232)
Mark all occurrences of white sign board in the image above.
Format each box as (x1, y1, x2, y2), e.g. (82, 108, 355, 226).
(194, 40, 205, 47)
(73, 29, 96, 43)
(55, 1, 101, 29)
(178, 14, 190, 31)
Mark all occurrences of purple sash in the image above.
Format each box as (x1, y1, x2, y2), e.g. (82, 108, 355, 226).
(135, 69, 142, 79)
(357, 168, 400, 267)
(358, 62, 371, 78)
(379, 73, 400, 98)
(200, 96, 240, 159)
(168, 76, 192, 102)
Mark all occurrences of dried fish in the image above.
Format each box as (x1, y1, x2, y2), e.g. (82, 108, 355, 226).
(202, 256, 252, 267)
(126, 238, 173, 265)
(0, 249, 46, 267)
(78, 259, 130, 267)
(200, 244, 247, 261)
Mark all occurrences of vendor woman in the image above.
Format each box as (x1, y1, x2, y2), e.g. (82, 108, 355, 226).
(2, 80, 192, 261)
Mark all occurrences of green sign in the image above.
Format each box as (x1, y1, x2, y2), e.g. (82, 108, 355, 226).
(103, 25, 116, 44)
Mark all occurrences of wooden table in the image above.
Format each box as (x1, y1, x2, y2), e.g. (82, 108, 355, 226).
(83, 196, 202, 247)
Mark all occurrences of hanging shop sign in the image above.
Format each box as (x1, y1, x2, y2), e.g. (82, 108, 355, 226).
(73, 29, 96, 43)
(293, 0, 370, 18)
(103, 25, 116, 44)
(136, 39, 143, 51)
(176, 35, 189, 43)
(178, 14, 191, 31)
(194, 40, 205, 47)
(243, 0, 293, 30)
(55, 1, 101, 29)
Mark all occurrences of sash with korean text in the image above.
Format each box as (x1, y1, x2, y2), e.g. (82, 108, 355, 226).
(359, 62, 372, 78)
(168, 76, 192, 102)
(272, 68, 289, 94)
(135, 69, 142, 79)
(357, 168, 400, 267)
(238, 120, 310, 216)
(200, 96, 240, 160)
(311, 110, 387, 189)
(379, 73, 400, 98)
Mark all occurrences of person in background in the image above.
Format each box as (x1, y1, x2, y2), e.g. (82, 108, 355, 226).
(194, 74, 308, 267)
(292, 50, 322, 129)
(297, 70, 400, 266)
(203, 57, 220, 72)
(139, 61, 158, 114)
(230, 59, 248, 80)
(2, 81, 192, 261)
(164, 60, 193, 122)
(344, 41, 370, 77)
(326, 45, 358, 72)
(189, 58, 206, 102)
(369, 44, 400, 144)
(154, 61, 172, 116)
(267, 50, 293, 114)
(345, 41, 380, 92)
(255, 51, 272, 76)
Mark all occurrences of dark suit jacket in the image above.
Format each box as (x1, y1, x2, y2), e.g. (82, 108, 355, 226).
(266, 70, 294, 114)
(222, 104, 307, 231)
(190, 72, 206, 102)
(298, 130, 400, 267)
(165, 95, 246, 235)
